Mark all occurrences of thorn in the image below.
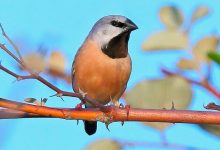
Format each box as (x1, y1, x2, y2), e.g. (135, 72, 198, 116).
(125, 105, 130, 119)
(50, 93, 57, 97)
(50, 93, 64, 101)
(105, 123, 110, 132)
(59, 96, 64, 101)
(171, 101, 175, 110)
(77, 120, 79, 125)
(121, 121, 124, 126)
(0, 23, 5, 35)
(78, 87, 87, 99)
(16, 76, 23, 81)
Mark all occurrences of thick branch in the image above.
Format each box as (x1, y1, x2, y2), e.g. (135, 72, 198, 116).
(1, 98, 220, 124)
(0, 109, 47, 119)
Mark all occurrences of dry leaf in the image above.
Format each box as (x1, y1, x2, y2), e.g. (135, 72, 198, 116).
(142, 30, 188, 50)
(47, 51, 66, 77)
(86, 139, 121, 150)
(23, 52, 46, 73)
(160, 6, 183, 29)
(192, 36, 219, 63)
(176, 58, 199, 70)
(125, 76, 192, 130)
(191, 6, 209, 23)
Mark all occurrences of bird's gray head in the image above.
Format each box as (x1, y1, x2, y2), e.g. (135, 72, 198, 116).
(88, 15, 138, 58)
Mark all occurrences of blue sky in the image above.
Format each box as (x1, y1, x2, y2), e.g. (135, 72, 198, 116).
(1, 0, 220, 150)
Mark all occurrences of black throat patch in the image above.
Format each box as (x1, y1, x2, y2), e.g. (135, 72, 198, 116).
(101, 32, 130, 59)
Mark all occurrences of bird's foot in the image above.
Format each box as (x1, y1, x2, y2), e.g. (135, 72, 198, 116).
(75, 101, 85, 110)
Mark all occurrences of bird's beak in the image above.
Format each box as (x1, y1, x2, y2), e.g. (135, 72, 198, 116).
(125, 19, 138, 31)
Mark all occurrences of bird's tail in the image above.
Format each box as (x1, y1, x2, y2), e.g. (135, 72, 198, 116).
(84, 105, 97, 135)
(84, 120, 97, 135)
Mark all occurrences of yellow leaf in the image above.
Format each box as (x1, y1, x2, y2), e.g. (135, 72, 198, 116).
(47, 51, 66, 76)
(191, 6, 209, 23)
(23, 52, 46, 73)
(176, 58, 199, 70)
(142, 30, 188, 50)
(86, 139, 121, 150)
(160, 6, 183, 29)
(192, 36, 219, 63)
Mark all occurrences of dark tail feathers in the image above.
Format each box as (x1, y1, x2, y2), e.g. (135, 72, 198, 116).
(84, 120, 97, 135)
(84, 105, 97, 135)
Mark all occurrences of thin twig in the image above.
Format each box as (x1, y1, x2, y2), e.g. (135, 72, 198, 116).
(0, 23, 24, 62)
(0, 25, 105, 108)
(0, 64, 104, 108)
(161, 67, 220, 98)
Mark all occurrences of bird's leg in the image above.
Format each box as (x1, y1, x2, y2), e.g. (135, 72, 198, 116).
(75, 87, 87, 110)
(75, 101, 85, 110)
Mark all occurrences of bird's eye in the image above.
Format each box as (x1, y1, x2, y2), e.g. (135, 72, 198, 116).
(111, 20, 125, 28)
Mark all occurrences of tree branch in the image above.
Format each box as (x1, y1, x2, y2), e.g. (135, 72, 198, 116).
(1, 98, 220, 124)
(161, 67, 220, 98)
(0, 25, 104, 108)
(0, 108, 47, 119)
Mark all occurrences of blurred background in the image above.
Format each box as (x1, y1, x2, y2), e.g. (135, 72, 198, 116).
(1, 0, 220, 150)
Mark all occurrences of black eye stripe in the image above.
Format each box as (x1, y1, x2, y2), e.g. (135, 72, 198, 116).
(111, 20, 125, 28)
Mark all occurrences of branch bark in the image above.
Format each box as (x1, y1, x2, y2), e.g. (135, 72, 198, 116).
(1, 98, 220, 124)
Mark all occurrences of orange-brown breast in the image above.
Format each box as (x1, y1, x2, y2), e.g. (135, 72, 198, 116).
(72, 39, 131, 105)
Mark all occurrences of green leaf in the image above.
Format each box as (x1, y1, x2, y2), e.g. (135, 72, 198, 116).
(125, 76, 192, 130)
(207, 52, 220, 64)
(86, 139, 121, 150)
(200, 124, 220, 137)
(160, 6, 184, 29)
(191, 6, 209, 23)
(142, 30, 188, 51)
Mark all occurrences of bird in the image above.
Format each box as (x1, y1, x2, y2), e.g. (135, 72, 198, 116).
(72, 15, 138, 135)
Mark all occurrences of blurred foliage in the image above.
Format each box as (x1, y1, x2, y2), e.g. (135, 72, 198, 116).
(4, 4, 220, 150)
(125, 76, 192, 130)
(86, 139, 122, 150)
(200, 124, 220, 137)
(20, 49, 71, 84)
(126, 4, 220, 147)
